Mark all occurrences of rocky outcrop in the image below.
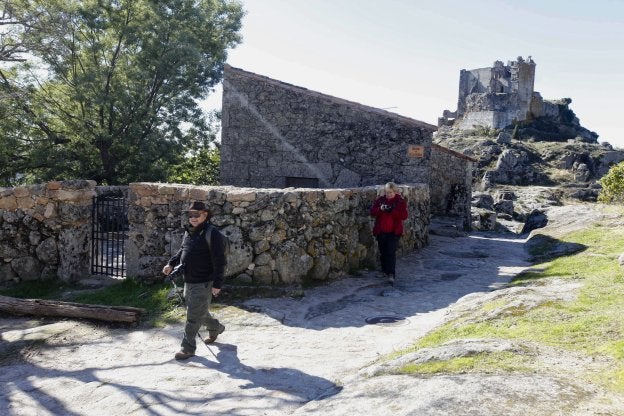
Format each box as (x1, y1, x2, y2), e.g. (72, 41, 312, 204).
(482, 149, 539, 187)
(435, 108, 624, 197)
(469, 186, 565, 233)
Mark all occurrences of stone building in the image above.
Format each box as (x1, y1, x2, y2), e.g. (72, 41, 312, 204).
(440, 56, 561, 130)
(220, 65, 475, 227)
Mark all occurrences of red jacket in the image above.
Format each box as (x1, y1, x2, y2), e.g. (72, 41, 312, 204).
(370, 194, 408, 236)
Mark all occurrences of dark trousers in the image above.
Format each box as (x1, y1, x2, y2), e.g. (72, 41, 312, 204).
(181, 281, 221, 353)
(376, 233, 399, 275)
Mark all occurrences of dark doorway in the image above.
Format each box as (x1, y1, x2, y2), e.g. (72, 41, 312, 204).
(285, 176, 319, 188)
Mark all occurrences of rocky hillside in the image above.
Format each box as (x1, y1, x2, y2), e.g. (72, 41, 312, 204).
(434, 100, 624, 232)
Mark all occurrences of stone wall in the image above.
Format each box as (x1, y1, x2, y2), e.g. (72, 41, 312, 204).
(457, 67, 492, 115)
(457, 110, 518, 131)
(430, 144, 475, 229)
(126, 182, 430, 284)
(220, 65, 436, 189)
(0, 180, 95, 285)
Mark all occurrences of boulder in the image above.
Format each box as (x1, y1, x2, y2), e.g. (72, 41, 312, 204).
(36, 237, 59, 264)
(471, 208, 497, 231)
(521, 210, 548, 234)
(275, 241, 314, 283)
(11, 256, 42, 281)
(493, 200, 514, 216)
(496, 131, 512, 145)
(495, 190, 516, 201)
(472, 193, 494, 210)
(221, 225, 254, 277)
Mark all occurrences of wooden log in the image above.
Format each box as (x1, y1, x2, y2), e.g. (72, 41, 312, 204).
(0, 295, 144, 324)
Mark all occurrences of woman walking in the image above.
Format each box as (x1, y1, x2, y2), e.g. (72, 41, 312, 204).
(370, 182, 408, 284)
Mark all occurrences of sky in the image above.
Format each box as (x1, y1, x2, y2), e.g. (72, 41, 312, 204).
(204, 0, 624, 148)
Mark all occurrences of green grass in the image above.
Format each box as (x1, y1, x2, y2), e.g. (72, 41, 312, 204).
(0, 279, 183, 327)
(388, 212, 624, 392)
(0, 280, 72, 299)
(397, 352, 534, 375)
(71, 279, 183, 327)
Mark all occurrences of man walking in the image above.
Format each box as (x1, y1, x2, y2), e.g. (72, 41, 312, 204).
(162, 201, 227, 360)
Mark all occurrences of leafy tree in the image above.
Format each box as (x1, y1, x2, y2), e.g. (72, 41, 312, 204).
(0, 0, 243, 184)
(0, 2, 28, 62)
(598, 162, 624, 204)
(166, 110, 221, 185)
(167, 146, 221, 185)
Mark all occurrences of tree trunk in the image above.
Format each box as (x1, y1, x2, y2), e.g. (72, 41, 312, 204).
(0, 295, 144, 324)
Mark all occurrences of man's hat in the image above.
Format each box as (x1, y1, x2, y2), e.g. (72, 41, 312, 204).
(184, 201, 209, 211)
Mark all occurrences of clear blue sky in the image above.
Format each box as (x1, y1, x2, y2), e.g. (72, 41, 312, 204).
(205, 0, 624, 147)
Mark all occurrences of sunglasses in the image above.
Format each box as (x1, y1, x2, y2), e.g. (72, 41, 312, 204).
(187, 212, 204, 218)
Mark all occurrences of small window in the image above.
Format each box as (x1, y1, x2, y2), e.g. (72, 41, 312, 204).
(285, 177, 319, 188)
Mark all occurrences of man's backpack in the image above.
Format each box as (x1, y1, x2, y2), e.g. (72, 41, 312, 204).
(202, 223, 230, 266)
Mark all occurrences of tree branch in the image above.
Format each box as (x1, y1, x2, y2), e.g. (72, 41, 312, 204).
(0, 69, 69, 144)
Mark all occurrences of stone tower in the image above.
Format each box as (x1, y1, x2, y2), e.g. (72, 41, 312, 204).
(441, 56, 537, 130)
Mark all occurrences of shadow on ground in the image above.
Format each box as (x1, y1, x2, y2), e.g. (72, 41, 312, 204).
(239, 232, 533, 330)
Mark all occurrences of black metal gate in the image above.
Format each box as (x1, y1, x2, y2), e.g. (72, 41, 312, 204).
(91, 194, 128, 277)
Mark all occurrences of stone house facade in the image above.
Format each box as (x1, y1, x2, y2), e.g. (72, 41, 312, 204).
(220, 65, 474, 228)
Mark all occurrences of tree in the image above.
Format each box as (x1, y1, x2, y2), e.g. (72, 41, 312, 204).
(0, 0, 243, 184)
(166, 110, 221, 185)
(167, 146, 221, 185)
(598, 162, 624, 204)
(0, 2, 28, 62)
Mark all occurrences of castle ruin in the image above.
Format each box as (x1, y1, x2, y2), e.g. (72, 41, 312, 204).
(440, 56, 560, 130)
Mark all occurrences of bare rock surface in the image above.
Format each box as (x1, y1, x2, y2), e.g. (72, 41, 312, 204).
(1, 204, 622, 415)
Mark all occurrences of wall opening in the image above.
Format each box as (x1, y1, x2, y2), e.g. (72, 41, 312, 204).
(285, 177, 319, 188)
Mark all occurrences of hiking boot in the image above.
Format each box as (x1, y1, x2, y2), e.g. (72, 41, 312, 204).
(388, 274, 395, 285)
(174, 350, 195, 360)
(203, 323, 225, 344)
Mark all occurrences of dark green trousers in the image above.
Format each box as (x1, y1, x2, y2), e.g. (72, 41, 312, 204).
(180, 281, 223, 353)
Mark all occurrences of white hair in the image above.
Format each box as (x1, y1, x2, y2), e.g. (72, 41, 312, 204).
(384, 182, 399, 193)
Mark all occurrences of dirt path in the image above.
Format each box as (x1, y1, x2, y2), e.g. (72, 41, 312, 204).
(1, 204, 622, 415)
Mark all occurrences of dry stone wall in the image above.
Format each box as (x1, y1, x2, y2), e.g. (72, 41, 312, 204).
(126, 182, 430, 284)
(430, 144, 476, 229)
(0, 180, 95, 285)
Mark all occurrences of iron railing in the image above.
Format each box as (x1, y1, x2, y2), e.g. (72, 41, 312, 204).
(91, 194, 128, 277)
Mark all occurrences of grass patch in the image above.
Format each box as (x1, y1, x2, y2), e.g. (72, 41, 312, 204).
(0, 280, 72, 299)
(391, 209, 624, 392)
(396, 352, 534, 375)
(1, 278, 183, 328)
(518, 226, 624, 283)
(71, 279, 182, 327)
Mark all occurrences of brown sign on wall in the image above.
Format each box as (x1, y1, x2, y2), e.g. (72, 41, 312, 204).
(407, 145, 424, 158)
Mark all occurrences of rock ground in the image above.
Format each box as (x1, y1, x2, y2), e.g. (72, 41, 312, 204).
(1, 204, 623, 415)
